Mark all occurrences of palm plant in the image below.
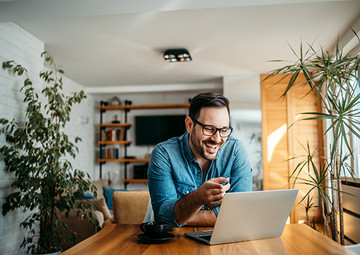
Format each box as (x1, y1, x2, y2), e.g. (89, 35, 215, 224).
(1, 52, 98, 254)
(267, 38, 360, 244)
(290, 143, 331, 236)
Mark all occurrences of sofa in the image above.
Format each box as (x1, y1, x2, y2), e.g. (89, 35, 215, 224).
(58, 180, 152, 251)
(57, 179, 112, 250)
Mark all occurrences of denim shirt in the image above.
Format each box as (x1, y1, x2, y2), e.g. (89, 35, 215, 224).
(147, 132, 252, 227)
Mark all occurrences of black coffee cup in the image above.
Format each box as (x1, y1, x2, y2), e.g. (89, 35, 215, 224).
(140, 222, 169, 238)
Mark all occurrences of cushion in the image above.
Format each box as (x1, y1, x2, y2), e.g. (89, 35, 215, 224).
(90, 197, 112, 220)
(75, 191, 96, 200)
(80, 197, 112, 220)
(103, 187, 126, 210)
(91, 179, 109, 199)
(92, 197, 112, 220)
(57, 209, 104, 250)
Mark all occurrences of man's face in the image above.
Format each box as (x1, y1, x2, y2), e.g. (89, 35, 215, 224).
(187, 106, 230, 162)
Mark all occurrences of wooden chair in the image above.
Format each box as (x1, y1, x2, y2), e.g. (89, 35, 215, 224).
(112, 191, 150, 224)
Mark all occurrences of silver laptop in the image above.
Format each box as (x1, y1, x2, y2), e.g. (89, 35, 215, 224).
(184, 189, 298, 245)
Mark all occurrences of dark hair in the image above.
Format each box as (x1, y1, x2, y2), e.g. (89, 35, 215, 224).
(189, 92, 230, 119)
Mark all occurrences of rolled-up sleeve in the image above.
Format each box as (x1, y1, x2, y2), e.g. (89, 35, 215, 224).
(229, 140, 253, 192)
(147, 145, 182, 227)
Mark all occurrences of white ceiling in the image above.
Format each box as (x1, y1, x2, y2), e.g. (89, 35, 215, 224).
(1, 0, 360, 92)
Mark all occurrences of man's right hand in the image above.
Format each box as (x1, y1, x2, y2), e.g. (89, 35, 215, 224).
(194, 177, 230, 208)
(174, 177, 230, 226)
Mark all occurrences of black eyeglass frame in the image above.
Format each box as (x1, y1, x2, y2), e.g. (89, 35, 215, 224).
(190, 117, 233, 138)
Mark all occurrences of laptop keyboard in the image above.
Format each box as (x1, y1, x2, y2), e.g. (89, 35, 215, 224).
(199, 235, 212, 242)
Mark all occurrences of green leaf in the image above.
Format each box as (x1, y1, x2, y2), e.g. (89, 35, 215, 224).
(269, 37, 360, 241)
(1, 52, 92, 253)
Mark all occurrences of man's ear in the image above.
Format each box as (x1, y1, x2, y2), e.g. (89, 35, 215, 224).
(185, 116, 193, 133)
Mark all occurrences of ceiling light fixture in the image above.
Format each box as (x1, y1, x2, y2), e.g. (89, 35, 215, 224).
(163, 48, 192, 62)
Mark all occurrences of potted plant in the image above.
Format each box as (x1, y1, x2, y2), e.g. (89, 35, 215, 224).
(1, 52, 98, 254)
(266, 37, 360, 244)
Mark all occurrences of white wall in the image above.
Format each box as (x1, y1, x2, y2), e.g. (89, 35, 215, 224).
(230, 111, 262, 190)
(223, 74, 261, 110)
(223, 74, 262, 190)
(0, 22, 94, 254)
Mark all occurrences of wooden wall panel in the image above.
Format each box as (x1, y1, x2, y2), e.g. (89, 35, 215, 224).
(261, 77, 289, 191)
(261, 74, 323, 223)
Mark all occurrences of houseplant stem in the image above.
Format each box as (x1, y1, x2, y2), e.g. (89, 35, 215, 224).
(1, 52, 98, 253)
(266, 38, 360, 244)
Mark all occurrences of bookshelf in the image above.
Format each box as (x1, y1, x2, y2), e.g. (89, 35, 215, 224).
(97, 102, 189, 189)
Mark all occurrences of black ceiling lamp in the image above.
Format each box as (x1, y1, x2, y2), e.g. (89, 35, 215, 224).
(163, 48, 192, 62)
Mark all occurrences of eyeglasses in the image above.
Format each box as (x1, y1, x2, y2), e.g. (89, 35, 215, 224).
(190, 117, 233, 138)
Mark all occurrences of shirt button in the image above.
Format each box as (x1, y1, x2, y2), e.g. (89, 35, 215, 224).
(186, 191, 189, 194)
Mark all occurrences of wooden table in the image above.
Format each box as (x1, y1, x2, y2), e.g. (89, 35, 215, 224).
(61, 223, 355, 255)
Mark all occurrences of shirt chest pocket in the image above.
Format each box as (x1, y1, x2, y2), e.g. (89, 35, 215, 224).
(175, 181, 196, 198)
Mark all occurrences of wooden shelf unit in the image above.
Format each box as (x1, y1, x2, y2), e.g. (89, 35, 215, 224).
(98, 158, 150, 163)
(123, 179, 148, 183)
(98, 103, 190, 111)
(98, 123, 131, 128)
(98, 102, 189, 189)
(98, 141, 131, 145)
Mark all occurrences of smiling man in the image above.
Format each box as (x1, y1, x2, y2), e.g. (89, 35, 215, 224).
(147, 92, 252, 227)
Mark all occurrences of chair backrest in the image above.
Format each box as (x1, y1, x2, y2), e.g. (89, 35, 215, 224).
(112, 191, 150, 224)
